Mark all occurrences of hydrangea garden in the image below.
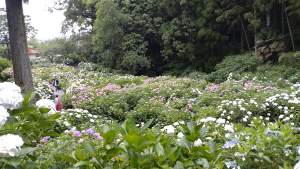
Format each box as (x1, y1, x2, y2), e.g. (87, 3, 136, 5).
(2, 62, 300, 168)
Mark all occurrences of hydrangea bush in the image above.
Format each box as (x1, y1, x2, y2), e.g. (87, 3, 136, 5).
(2, 62, 300, 168)
(0, 82, 61, 168)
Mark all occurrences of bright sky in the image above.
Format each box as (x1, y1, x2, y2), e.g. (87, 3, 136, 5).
(0, 0, 65, 41)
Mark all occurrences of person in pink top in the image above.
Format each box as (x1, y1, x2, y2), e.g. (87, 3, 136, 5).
(54, 94, 62, 111)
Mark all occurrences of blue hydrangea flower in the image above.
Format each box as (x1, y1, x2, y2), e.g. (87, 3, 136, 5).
(225, 161, 240, 169)
(291, 127, 300, 131)
(223, 140, 238, 148)
(265, 129, 276, 134)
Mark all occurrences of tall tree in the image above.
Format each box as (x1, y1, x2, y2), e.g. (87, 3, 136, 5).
(5, 0, 34, 95)
(55, 0, 99, 33)
(93, 0, 161, 74)
(37, 37, 78, 63)
(1, 8, 37, 61)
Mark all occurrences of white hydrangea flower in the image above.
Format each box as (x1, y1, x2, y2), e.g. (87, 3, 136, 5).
(194, 139, 202, 146)
(177, 132, 184, 138)
(161, 125, 175, 134)
(216, 118, 226, 124)
(0, 91, 24, 110)
(0, 82, 21, 93)
(36, 99, 56, 110)
(0, 106, 9, 125)
(0, 134, 24, 157)
(224, 124, 234, 132)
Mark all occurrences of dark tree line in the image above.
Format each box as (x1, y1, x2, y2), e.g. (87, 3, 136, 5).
(3, 0, 300, 78)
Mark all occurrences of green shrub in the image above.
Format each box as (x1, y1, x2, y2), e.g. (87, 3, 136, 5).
(278, 51, 300, 68)
(61, 93, 74, 109)
(211, 53, 263, 83)
(66, 54, 81, 64)
(256, 61, 273, 73)
(0, 58, 12, 73)
(1, 67, 13, 81)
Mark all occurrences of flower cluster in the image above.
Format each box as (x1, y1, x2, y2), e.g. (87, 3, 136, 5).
(40, 136, 51, 143)
(0, 82, 20, 93)
(0, 82, 23, 110)
(0, 106, 9, 125)
(223, 140, 239, 148)
(0, 134, 24, 157)
(36, 99, 56, 114)
(34, 78, 55, 100)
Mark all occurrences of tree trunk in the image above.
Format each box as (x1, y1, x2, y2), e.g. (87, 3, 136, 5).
(5, 0, 35, 96)
(254, 0, 257, 54)
(283, 2, 295, 52)
(4, 36, 11, 60)
(241, 27, 244, 53)
(266, 13, 271, 27)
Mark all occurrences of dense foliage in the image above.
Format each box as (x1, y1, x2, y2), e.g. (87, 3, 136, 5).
(3, 59, 300, 168)
(44, 0, 300, 76)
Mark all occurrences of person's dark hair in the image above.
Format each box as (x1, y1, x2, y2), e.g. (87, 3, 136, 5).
(56, 94, 59, 97)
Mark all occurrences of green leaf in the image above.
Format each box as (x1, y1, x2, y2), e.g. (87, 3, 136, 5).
(169, 147, 181, 163)
(174, 161, 184, 169)
(196, 147, 211, 160)
(75, 149, 85, 161)
(161, 148, 176, 162)
(22, 91, 36, 106)
(123, 135, 140, 146)
(194, 123, 204, 133)
(186, 134, 200, 142)
(42, 132, 61, 137)
(16, 147, 36, 157)
(0, 157, 22, 167)
(83, 139, 95, 155)
(11, 120, 26, 129)
(47, 113, 61, 119)
(113, 161, 118, 169)
(0, 129, 20, 136)
(136, 141, 156, 151)
(60, 155, 78, 163)
(24, 161, 37, 169)
(28, 154, 37, 161)
(28, 112, 40, 121)
(155, 142, 164, 157)
(178, 123, 190, 134)
(39, 108, 51, 114)
(74, 161, 96, 167)
(263, 156, 272, 163)
(138, 118, 153, 134)
(125, 118, 137, 134)
(208, 141, 216, 154)
(10, 107, 36, 116)
(178, 137, 191, 151)
(18, 134, 31, 144)
(128, 148, 139, 169)
(183, 160, 195, 167)
(139, 154, 155, 165)
(102, 130, 117, 144)
(111, 118, 126, 135)
(21, 123, 41, 133)
(199, 127, 210, 135)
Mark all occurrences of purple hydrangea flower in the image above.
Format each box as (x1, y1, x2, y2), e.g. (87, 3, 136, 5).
(86, 129, 94, 135)
(73, 131, 82, 137)
(40, 136, 51, 143)
(93, 133, 103, 140)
